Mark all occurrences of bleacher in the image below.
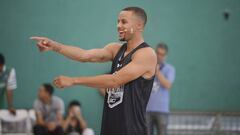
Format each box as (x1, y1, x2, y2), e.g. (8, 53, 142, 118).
(1, 110, 240, 135)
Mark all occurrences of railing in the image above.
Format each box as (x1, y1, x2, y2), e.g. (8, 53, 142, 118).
(167, 112, 240, 135)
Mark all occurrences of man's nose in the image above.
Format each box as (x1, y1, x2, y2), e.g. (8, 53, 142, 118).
(117, 22, 122, 28)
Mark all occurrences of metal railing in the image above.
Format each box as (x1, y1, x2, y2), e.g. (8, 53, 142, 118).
(167, 112, 240, 135)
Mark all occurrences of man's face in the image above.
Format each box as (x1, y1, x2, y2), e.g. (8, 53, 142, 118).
(156, 48, 167, 64)
(0, 64, 3, 73)
(38, 86, 49, 102)
(117, 11, 141, 41)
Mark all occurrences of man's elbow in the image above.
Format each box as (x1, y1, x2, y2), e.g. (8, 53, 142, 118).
(76, 52, 92, 63)
(164, 83, 172, 90)
(77, 57, 89, 63)
(109, 78, 122, 88)
(166, 85, 172, 90)
(109, 82, 121, 89)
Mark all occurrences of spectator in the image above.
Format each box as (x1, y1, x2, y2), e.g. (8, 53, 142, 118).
(33, 83, 65, 135)
(63, 100, 94, 135)
(146, 43, 176, 135)
(0, 53, 17, 115)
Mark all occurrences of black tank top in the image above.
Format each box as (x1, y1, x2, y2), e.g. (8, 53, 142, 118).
(100, 42, 154, 135)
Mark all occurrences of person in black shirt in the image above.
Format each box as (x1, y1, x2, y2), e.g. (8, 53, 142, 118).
(62, 100, 94, 135)
(31, 6, 157, 135)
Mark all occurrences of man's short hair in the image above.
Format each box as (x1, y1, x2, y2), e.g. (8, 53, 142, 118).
(42, 83, 54, 96)
(122, 7, 147, 26)
(156, 42, 168, 54)
(69, 100, 81, 108)
(0, 53, 5, 65)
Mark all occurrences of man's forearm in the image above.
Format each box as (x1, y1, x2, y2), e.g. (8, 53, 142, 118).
(77, 116, 87, 130)
(36, 113, 46, 126)
(62, 116, 71, 130)
(73, 74, 120, 89)
(36, 118, 46, 126)
(6, 90, 13, 108)
(156, 72, 172, 89)
(52, 42, 91, 62)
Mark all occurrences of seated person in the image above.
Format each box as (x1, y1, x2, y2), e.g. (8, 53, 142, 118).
(0, 53, 17, 115)
(33, 83, 65, 135)
(62, 100, 94, 135)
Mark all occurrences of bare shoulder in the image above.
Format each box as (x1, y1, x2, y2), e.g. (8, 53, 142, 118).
(132, 47, 157, 78)
(133, 47, 157, 61)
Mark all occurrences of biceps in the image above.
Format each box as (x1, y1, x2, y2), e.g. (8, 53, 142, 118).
(86, 48, 113, 62)
(7, 69, 17, 89)
(115, 62, 147, 85)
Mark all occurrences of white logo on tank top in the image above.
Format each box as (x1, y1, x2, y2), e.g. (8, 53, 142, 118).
(106, 85, 124, 108)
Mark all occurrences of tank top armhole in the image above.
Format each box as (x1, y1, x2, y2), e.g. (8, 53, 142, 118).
(140, 75, 155, 81)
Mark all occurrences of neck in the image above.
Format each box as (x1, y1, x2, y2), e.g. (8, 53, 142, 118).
(0, 65, 5, 73)
(158, 61, 165, 65)
(43, 96, 52, 104)
(126, 33, 144, 52)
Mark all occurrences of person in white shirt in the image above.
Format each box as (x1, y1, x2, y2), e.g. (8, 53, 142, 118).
(0, 53, 17, 115)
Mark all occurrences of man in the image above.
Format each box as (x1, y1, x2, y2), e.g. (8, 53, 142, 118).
(0, 53, 17, 115)
(31, 7, 157, 135)
(33, 83, 65, 135)
(146, 43, 176, 135)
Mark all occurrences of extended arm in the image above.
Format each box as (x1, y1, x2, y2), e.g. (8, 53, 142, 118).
(30, 36, 120, 63)
(53, 48, 157, 89)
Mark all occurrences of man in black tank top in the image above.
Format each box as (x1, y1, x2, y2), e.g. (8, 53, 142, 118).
(31, 7, 157, 135)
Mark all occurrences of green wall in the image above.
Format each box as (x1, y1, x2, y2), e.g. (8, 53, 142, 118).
(1, 0, 240, 134)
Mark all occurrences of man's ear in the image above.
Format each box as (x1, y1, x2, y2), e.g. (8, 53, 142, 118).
(136, 21, 144, 31)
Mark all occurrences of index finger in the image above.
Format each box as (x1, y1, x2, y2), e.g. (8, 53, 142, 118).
(30, 36, 45, 41)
